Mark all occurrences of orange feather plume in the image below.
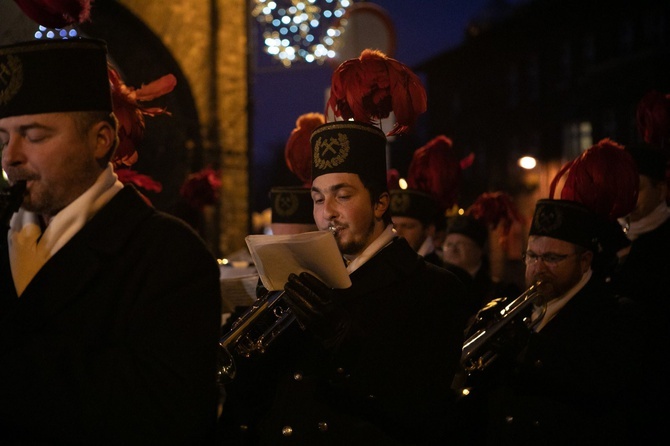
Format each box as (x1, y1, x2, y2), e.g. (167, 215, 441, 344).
(284, 112, 325, 186)
(326, 49, 427, 136)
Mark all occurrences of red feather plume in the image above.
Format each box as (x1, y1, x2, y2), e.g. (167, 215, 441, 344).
(550, 138, 639, 221)
(326, 49, 427, 136)
(108, 65, 177, 169)
(13, 0, 92, 28)
(115, 169, 163, 194)
(407, 135, 467, 213)
(284, 112, 325, 186)
(636, 90, 670, 152)
(467, 191, 524, 236)
(179, 167, 222, 210)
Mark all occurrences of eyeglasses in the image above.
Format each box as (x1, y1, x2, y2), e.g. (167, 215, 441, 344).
(522, 251, 579, 266)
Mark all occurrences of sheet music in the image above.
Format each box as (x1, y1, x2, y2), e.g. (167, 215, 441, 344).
(245, 230, 352, 292)
(219, 265, 259, 313)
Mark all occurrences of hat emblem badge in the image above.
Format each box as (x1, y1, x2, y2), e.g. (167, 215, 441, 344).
(0, 54, 23, 106)
(274, 192, 299, 217)
(533, 203, 563, 233)
(313, 132, 350, 170)
(391, 192, 410, 213)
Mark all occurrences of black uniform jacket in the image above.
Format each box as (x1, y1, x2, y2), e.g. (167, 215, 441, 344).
(613, 218, 670, 310)
(454, 276, 652, 446)
(219, 236, 468, 445)
(0, 186, 222, 445)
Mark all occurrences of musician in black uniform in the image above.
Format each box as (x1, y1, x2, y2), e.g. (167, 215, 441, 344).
(390, 135, 466, 268)
(390, 188, 444, 266)
(614, 142, 670, 309)
(218, 120, 468, 445)
(0, 39, 221, 444)
(453, 199, 651, 446)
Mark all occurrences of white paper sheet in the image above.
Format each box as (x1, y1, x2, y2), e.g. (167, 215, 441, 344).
(245, 230, 352, 291)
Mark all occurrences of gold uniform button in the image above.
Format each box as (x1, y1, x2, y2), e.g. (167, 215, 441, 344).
(239, 424, 248, 431)
(293, 372, 303, 381)
(318, 422, 328, 432)
(282, 426, 293, 436)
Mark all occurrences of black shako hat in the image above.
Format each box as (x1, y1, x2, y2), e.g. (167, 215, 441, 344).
(0, 38, 112, 119)
(529, 199, 598, 251)
(390, 189, 438, 226)
(310, 121, 387, 190)
(270, 186, 314, 224)
(447, 214, 488, 248)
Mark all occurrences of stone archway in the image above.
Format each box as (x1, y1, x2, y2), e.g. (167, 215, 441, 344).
(0, 0, 251, 258)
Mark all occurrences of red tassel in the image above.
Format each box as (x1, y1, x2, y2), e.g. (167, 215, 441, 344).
(551, 138, 639, 221)
(284, 112, 324, 186)
(108, 66, 176, 169)
(326, 49, 427, 136)
(407, 135, 464, 213)
(13, 0, 92, 28)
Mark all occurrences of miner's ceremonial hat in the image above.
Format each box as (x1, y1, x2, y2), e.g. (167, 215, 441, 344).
(0, 38, 112, 119)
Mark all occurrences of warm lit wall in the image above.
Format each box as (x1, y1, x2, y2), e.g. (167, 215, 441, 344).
(120, 0, 249, 257)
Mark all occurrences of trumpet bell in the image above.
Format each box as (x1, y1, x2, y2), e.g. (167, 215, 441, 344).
(217, 345, 236, 385)
(461, 281, 545, 374)
(217, 289, 297, 383)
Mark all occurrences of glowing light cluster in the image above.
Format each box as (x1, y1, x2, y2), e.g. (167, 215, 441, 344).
(252, 0, 353, 67)
(34, 25, 79, 40)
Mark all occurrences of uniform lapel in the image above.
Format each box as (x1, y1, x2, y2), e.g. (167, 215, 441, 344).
(347, 237, 422, 298)
(0, 186, 153, 336)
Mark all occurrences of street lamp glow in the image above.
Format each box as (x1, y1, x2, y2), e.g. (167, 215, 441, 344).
(518, 156, 537, 169)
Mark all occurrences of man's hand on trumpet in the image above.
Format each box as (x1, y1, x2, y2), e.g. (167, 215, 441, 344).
(283, 272, 352, 349)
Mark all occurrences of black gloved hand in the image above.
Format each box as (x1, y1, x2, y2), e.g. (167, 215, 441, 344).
(283, 272, 351, 348)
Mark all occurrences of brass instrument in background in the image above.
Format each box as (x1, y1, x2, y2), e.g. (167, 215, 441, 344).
(218, 289, 296, 383)
(0, 181, 26, 227)
(461, 280, 545, 374)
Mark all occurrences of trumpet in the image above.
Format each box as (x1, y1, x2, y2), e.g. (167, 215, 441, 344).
(217, 288, 296, 383)
(218, 227, 342, 384)
(461, 280, 545, 374)
(0, 181, 26, 228)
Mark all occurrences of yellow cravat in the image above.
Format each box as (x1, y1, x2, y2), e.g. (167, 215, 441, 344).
(9, 222, 45, 297)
